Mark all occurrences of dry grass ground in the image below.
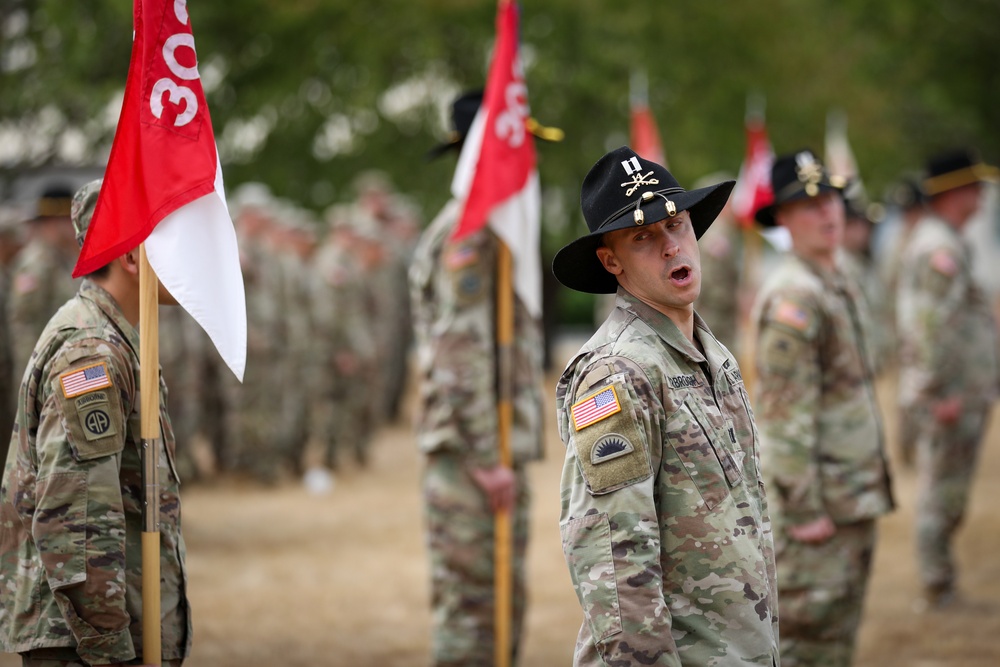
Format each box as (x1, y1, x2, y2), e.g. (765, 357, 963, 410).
(2, 368, 998, 666)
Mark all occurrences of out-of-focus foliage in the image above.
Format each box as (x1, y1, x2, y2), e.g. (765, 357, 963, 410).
(2, 1, 997, 272)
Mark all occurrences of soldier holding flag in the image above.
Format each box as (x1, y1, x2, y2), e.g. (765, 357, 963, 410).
(0, 180, 190, 667)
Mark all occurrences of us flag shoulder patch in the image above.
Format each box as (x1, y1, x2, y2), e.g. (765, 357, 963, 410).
(59, 362, 113, 398)
(571, 385, 622, 431)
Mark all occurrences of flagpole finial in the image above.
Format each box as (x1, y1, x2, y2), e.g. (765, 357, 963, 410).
(630, 70, 650, 107)
(745, 92, 766, 124)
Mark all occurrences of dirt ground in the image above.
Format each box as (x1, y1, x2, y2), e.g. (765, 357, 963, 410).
(3, 365, 999, 666)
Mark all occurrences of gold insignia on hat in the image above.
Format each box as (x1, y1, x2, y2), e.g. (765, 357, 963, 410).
(621, 171, 661, 198)
(665, 200, 677, 216)
(795, 151, 824, 197)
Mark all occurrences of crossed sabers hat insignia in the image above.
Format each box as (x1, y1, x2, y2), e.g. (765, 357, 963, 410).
(620, 156, 660, 197)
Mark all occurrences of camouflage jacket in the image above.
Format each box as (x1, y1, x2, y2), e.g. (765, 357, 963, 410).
(409, 199, 544, 467)
(752, 253, 893, 526)
(0, 280, 190, 665)
(557, 290, 779, 667)
(896, 213, 999, 409)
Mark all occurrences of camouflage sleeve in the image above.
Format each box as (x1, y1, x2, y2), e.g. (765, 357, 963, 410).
(559, 360, 681, 667)
(31, 340, 136, 665)
(431, 230, 500, 468)
(908, 247, 965, 399)
(754, 294, 826, 524)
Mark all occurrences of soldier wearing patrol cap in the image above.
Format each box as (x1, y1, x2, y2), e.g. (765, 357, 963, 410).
(0, 179, 191, 666)
(409, 90, 557, 666)
(553, 146, 778, 666)
(750, 149, 894, 666)
(6, 184, 80, 388)
(896, 148, 999, 609)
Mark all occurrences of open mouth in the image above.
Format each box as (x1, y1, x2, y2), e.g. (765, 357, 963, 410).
(670, 266, 691, 282)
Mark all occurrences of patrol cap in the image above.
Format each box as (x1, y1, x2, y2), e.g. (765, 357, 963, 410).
(755, 149, 845, 227)
(31, 184, 74, 221)
(887, 177, 926, 212)
(552, 146, 734, 294)
(71, 179, 103, 248)
(922, 148, 999, 197)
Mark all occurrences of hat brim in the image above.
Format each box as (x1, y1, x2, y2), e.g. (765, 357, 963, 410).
(754, 182, 842, 227)
(552, 180, 735, 294)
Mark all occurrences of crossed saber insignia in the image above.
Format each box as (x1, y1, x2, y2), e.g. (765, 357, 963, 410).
(621, 171, 660, 197)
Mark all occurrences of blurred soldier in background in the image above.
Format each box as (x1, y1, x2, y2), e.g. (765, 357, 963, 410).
(310, 205, 379, 472)
(752, 149, 894, 667)
(896, 148, 999, 609)
(0, 205, 25, 463)
(273, 209, 319, 476)
(159, 303, 210, 482)
(841, 197, 891, 371)
(694, 171, 745, 354)
(351, 171, 421, 423)
(6, 184, 79, 384)
(225, 183, 286, 483)
(409, 91, 546, 667)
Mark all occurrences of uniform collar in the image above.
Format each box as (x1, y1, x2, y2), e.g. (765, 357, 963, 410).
(78, 279, 140, 355)
(791, 251, 848, 290)
(617, 288, 706, 363)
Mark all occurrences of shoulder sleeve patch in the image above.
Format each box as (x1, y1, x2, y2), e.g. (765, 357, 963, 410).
(570, 380, 651, 495)
(930, 248, 958, 277)
(444, 244, 479, 270)
(771, 299, 812, 332)
(58, 361, 113, 398)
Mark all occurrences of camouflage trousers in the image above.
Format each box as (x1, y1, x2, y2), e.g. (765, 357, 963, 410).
(20, 646, 182, 666)
(914, 401, 990, 592)
(423, 452, 531, 667)
(775, 519, 877, 667)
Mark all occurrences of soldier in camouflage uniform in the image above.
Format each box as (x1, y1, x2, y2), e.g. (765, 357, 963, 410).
(693, 172, 745, 354)
(409, 91, 545, 667)
(751, 150, 894, 667)
(552, 146, 779, 666)
(0, 180, 190, 666)
(896, 149, 999, 608)
(7, 185, 79, 389)
(0, 205, 25, 467)
(310, 206, 380, 470)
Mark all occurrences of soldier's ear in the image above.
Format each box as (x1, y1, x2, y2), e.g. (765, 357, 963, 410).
(596, 246, 623, 276)
(118, 249, 141, 277)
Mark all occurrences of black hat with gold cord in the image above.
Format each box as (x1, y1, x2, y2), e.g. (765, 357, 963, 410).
(552, 146, 734, 294)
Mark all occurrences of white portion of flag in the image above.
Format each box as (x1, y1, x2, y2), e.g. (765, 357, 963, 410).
(451, 107, 542, 318)
(145, 149, 248, 381)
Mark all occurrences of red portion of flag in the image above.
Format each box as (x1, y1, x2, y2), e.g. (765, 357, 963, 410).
(451, 1, 536, 241)
(629, 103, 666, 167)
(731, 120, 775, 229)
(73, 0, 219, 277)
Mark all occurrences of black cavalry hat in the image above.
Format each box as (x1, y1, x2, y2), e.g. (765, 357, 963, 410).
(754, 148, 844, 227)
(427, 89, 564, 160)
(922, 148, 999, 197)
(552, 146, 735, 294)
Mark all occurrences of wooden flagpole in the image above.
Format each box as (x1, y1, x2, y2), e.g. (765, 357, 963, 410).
(494, 240, 514, 667)
(139, 244, 162, 666)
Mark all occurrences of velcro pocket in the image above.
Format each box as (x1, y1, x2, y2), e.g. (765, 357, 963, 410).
(33, 471, 87, 590)
(58, 377, 125, 462)
(560, 512, 622, 642)
(571, 380, 651, 495)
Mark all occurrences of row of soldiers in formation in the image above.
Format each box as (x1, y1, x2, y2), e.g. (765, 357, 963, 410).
(0, 172, 420, 484)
